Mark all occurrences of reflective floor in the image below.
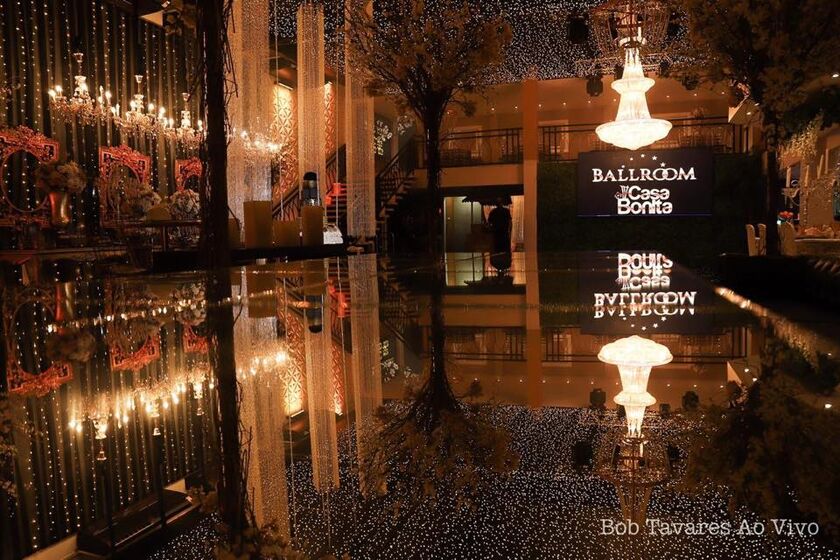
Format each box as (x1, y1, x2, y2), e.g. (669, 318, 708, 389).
(2, 252, 839, 559)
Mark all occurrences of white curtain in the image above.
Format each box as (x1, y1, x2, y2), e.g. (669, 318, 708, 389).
(511, 195, 525, 249)
(303, 260, 340, 491)
(345, 2, 376, 238)
(234, 269, 289, 534)
(349, 254, 382, 493)
(227, 0, 273, 222)
(297, 3, 327, 200)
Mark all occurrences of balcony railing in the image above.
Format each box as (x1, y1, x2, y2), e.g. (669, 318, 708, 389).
(443, 327, 526, 361)
(539, 116, 746, 162)
(417, 128, 523, 168)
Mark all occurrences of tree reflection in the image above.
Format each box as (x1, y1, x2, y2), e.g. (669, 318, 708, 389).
(683, 335, 840, 545)
(359, 262, 519, 512)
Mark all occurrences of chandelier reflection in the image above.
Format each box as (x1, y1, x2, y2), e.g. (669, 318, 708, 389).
(597, 335, 673, 524)
(598, 334, 672, 437)
(235, 128, 282, 162)
(66, 364, 212, 438)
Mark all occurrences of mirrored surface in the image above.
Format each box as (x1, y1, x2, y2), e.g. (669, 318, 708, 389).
(2, 252, 839, 559)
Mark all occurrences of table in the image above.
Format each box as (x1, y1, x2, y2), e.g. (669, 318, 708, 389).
(0, 245, 127, 264)
(121, 220, 201, 252)
(795, 238, 840, 257)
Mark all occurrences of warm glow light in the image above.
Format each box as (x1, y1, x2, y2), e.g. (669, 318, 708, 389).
(599, 335, 672, 438)
(595, 46, 671, 150)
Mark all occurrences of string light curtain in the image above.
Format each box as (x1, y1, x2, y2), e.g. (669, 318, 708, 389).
(297, 2, 327, 200)
(227, 0, 274, 224)
(304, 260, 340, 492)
(0, 0, 196, 214)
(349, 254, 382, 494)
(239, 368, 290, 535)
(2, 279, 216, 557)
(233, 267, 285, 528)
(344, 1, 376, 239)
(272, 85, 298, 206)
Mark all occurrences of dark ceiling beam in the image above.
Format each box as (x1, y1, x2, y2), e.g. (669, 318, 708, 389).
(101, 0, 174, 17)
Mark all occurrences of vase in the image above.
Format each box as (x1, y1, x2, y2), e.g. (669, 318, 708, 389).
(48, 191, 71, 228)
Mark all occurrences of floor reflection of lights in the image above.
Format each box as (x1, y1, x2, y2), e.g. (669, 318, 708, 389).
(153, 407, 837, 560)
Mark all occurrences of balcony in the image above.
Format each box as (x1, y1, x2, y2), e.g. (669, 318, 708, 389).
(415, 128, 524, 189)
(539, 116, 747, 162)
(409, 117, 745, 191)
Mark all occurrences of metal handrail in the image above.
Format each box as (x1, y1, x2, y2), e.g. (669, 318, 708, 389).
(539, 116, 744, 161)
(272, 147, 342, 220)
(376, 136, 418, 218)
(417, 127, 524, 168)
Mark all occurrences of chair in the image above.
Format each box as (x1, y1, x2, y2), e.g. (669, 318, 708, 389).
(757, 223, 767, 255)
(779, 222, 798, 256)
(745, 224, 758, 256)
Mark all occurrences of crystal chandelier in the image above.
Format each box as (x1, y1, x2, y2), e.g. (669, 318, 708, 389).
(48, 52, 115, 125)
(235, 128, 282, 162)
(595, 34, 672, 150)
(121, 74, 173, 137)
(162, 92, 204, 150)
(48, 53, 204, 149)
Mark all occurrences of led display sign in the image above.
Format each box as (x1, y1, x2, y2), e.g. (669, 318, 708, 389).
(577, 148, 714, 217)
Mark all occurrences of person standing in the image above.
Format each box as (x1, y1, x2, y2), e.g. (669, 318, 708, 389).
(487, 198, 512, 254)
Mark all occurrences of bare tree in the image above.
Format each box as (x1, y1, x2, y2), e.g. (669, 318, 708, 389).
(345, 0, 511, 253)
(346, 5, 512, 480)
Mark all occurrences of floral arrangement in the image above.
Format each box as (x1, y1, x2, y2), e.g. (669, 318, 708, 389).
(46, 327, 96, 363)
(108, 315, 162, 355)
(34, 160, 87, 194)
(168, 189, 201, 221)
(172, 282, 206, 325)
(118, 176, 161, 220)
(374, 119, 393, 156)
(781, 115, 822, 162)
(396, 114, 415, 136)
(778, 210, 796, 223)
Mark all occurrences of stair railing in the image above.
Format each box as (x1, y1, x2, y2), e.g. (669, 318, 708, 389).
(273, 147, 343, 221)
(376, 135, 419, 219)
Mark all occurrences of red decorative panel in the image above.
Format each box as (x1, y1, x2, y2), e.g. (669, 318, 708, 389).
(109, 334, 161, 372)
(183, 325, 209, 354)
(324, 83, 336, 161)
(0, 126, 60, 227)
(175, 157, 203, 192)
(272, 86, 298, 208)
(98, 145, 152, 228)
(331, 336, 345, 415)
(285, 306, 308, 414)
(3, 286, 73, 396)
(8, 362, 73, 397)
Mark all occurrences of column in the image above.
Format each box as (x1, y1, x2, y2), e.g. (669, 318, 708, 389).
(522, 79, 539, 254)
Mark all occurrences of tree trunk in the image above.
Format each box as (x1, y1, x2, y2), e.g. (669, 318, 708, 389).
(198, 0, 231, 269)
(763, 148, 781, 255)
(206, 272, 244, 535)
(423, 115, 446, 398)
(197, 0, 241, 537)
(761, 116, 781, 255)
(424, 120, 443, 256)
(423, 116, 449, 425)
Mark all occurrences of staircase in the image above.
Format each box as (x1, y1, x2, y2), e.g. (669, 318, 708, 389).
(272, 147, 346, 231)
(376, 137, 419, 231)
(272, 138, 421, 243)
